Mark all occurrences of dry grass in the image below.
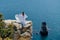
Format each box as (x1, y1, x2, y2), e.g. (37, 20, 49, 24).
(18, 36, 30, 40)
(0, 37, 30, 40)
(0, 37, 12, 40)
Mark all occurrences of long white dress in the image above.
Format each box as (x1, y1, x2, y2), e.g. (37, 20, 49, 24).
(15, 13, 28, 26)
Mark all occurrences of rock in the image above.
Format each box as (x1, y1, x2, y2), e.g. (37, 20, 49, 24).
(3, 20, 32, 40)
(21, 32, 31, 37)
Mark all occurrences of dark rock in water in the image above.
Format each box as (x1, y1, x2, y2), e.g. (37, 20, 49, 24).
(40, 31, 48, 36)
(40, 22, 48, 36)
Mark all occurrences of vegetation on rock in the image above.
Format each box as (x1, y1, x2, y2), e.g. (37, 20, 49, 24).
(0, 14, 14, 40)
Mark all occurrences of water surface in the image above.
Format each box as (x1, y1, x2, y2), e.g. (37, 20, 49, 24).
(0, 0, 60, 40)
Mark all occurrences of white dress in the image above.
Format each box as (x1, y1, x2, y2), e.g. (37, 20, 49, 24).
(15, 13, 28, 26)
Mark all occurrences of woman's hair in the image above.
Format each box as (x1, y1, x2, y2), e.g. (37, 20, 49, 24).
(22, 12, 24, 16)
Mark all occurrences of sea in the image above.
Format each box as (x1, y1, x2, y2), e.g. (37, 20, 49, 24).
(0, 0, 60, 40)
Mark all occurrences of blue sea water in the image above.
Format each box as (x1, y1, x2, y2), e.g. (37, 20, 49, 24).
(0, 0, 60, 40)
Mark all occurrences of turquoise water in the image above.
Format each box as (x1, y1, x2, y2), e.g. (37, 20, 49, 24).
(0, 0, 60, 40)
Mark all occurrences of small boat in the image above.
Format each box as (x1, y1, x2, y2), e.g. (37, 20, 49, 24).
(40, 22, 48, 36)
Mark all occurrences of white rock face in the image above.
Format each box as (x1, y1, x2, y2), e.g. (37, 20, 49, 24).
(4, 20, 32, 29)
(21, 32, 31, 37)
(4, 20, 32, 40)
